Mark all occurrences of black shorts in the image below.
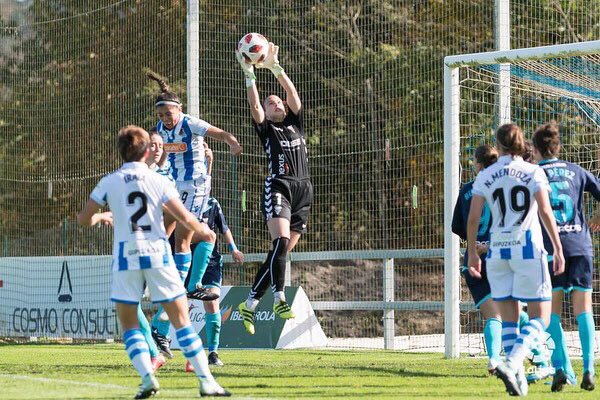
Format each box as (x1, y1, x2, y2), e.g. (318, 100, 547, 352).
(549, 255, 593, 292)
(261, 177, 313, 233)
(461, 256, 492, 309)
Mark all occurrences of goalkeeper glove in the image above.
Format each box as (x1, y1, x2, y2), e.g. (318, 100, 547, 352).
(235, 50, 257, 87)
(257, 42, 284, 77)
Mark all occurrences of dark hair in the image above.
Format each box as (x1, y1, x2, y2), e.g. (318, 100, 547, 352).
(148, 126, 160, 136)
(146, 71, 182, 106)
(474, 144, 498, 168)
(532, 122, 561, 158)
(118, 125, 149, 162)
(523, 140, 534, 163)
(496, 123, 525, 156)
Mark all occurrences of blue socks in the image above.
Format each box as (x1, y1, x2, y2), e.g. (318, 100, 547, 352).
(205, 312, 221, 353)
(151, 307, 171, 337)
(502, 321, 519, 355)
(547, 312, 573, 374)
(174, 252, 192, 281)
(176, 325, 214, 381)
(151, 252, 193, 338)
(509, 318, 545, 366)
(577, 311, 596, 375)
(518, 310, 529, 328)
(484, 318, 502, 363)
(137, 304, 159, 358)
(187, 242, 215, 292)
(123, 328, 153, 377)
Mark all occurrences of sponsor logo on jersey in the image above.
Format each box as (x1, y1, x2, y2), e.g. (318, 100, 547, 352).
(274, 205, 282, 215)
(280, 138, 302, 149)
(164, 142, 188, 153)
(278, 154, 286, 174)
(558, 224, 582, 233)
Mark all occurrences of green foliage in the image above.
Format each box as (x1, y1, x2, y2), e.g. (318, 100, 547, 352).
(0, 1, 597, 254)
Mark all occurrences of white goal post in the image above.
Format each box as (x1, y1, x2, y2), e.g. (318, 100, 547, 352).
(443, 40, 600, 359)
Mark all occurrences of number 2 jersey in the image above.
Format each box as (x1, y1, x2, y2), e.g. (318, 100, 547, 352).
(472, 155, 550, 260)
(538, 158, 600, 257)
(90, 162, 179, 271)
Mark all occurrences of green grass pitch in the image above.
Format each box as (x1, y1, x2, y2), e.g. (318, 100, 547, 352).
(0, 345, 596, 399)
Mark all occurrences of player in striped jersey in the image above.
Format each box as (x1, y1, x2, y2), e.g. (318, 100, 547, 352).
(187, 144, 244, 369)
(77, 126, 230, 398)
(147, 72, 242, 310)
(532, 123, 600, 392)
(467, 123, 565, 396)
(132, 129, 173, 372)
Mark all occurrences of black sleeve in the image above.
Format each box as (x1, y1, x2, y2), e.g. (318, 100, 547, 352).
(252, 117, 269, 140)
(285, 106, 303, 131)
(214, 202, 229, 235)
(451, 190, 467, 240)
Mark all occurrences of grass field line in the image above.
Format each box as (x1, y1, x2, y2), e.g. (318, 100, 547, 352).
(0, 373, 130, 390)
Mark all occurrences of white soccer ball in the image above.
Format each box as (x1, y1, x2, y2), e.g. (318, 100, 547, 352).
(237, 32, 269, 65)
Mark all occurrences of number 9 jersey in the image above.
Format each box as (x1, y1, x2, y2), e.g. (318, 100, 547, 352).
(90, 161, 180, 271)
(472, 155, 551, 260)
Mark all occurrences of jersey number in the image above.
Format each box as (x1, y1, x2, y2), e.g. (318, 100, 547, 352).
(128, 191, 151, 232)
(491, 185, 530, 227)
(549, 181, 574, 224)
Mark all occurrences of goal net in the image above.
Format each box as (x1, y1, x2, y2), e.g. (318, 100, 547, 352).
(445, 40, 600, 357)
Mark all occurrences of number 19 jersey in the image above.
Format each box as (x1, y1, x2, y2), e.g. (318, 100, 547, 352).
(472, 155, 550, 260)
(90, 162, 180, 271)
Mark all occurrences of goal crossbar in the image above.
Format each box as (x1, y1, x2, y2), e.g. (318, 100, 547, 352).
(443, 40, 600, 359)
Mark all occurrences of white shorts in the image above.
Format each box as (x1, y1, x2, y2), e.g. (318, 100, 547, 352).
(111, 267, 187, 304)
(487, 257, 552, 302)
(176, 176, 211, 217)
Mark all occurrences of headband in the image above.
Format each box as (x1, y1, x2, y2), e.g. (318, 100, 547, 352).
(155, 100, 181, 107)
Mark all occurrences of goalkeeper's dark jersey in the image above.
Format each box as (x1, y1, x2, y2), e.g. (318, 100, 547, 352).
(253, 108, 309, 180)
(538, 158, 600, 257)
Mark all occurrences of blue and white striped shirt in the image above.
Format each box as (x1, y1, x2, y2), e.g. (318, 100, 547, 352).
(157, 113, 211, 182)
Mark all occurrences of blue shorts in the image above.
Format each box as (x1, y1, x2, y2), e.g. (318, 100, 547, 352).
(201, 259, 223, 289)
(461, 257, 492, 309)
(549, 255, 593, 292)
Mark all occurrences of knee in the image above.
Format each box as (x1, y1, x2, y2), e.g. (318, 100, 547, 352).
(272, 237, 290, 259)
(205, 229, 216, 243)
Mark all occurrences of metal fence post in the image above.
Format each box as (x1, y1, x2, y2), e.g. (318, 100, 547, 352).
(383, 257, 394, 350)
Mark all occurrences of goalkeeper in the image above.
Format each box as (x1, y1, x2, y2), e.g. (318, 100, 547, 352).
(235, 42, 313, 334)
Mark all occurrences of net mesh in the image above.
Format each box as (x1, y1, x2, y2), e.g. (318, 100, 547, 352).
(458, 52, 600, 356)
(0, 0, 598, 350)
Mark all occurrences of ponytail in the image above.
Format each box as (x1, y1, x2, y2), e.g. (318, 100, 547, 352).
(147, 70, 182, 106)
(496, 123, 526, 156)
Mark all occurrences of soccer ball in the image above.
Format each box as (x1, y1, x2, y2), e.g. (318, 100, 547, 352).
(237, 33, 269, 65)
